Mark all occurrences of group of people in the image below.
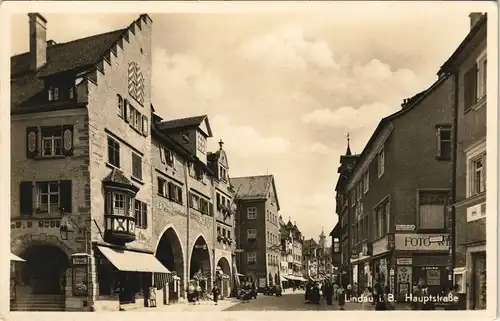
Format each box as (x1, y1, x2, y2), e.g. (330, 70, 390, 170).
(187, 281, 222, 305)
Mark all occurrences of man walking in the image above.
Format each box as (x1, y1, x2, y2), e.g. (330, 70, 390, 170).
(325, 281, 334, 306)
(212, 285, 220, 305)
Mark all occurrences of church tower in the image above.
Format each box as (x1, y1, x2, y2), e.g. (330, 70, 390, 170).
(319, 227, 326, 249)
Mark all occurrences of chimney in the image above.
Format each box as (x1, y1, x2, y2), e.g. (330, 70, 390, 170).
(469, 13, 483, 30)
(28, 13, 47, 71)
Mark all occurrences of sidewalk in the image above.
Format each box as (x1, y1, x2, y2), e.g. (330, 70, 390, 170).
(131, 298, 241, 312)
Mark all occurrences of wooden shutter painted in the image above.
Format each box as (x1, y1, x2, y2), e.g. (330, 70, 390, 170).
(464, 64, 478, 111)
(167, 182, 174, 200)
(59, 180, 72, 213)
(142, 203, 148, 228)
(124, 99, 130, 123)
(177, 187, 183, 204)
(142, 115, 149, 137)
(61, 125, 74, 156)
(26, 127, 39, 158)
(160, 147, 166, 164)
(209, 203, 214, 216)
(19, 181, 33, 216)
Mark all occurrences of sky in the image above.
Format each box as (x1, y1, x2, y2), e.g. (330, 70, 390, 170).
(10, 6, 475, 244)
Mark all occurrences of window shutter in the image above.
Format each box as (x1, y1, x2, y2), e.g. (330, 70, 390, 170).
(160, 147, 166, 164)
(209, 203, 214, 216)
(19, 181, 33, 216)
(142, 204, 148, 228)
(178, 188, 183, 204)
(142, 115, 149, 137)
(464, 65, 478, 110)
(167, 182, 174, 200)
(188, 193, 193, 208)
(124, 99, 130, 123)
(26, 127, 39, 158)
(436, 129, 441, 157)
(61, 125, 74, 156)
(59, 180, 72, 213)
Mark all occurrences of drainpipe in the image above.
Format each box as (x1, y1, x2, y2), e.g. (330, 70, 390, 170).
(184, 160, 190, 299)
(451, 69, 459, 285)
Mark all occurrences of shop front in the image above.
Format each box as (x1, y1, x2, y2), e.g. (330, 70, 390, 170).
(394, 233, 450, 301)
(94, 244, 171, 311)
(370, 236, 392, 293)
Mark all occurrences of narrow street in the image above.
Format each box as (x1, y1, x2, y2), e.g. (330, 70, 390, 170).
(136, 290, 385, 312)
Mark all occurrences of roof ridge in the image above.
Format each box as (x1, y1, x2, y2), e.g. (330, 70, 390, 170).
(10, 28, 127, 60)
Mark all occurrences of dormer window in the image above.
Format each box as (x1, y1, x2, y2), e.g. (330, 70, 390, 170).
(219, 166, 227, 181)
(197, 132, 206, 154)
(47, 84, 75, 102)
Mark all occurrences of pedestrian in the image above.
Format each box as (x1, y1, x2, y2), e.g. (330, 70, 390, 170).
(188, 282, 196, 304)
(196, 282, 202, 305)
(346, 283, 352, 300)
(361, 287, 373, 311)
(373, 280, 387, 311)
(337, 285, 346, 310)
(421, 284, 435, 310)
(212, 285, 220, 305)
(333, 283, 339, 301)
(325, 282, 334, 306)
(411, 280, 424, 310)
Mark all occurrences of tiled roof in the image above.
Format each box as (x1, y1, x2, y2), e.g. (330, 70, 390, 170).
(10, 14, 150, 109)
(11, 29, 126, 79)
(157, 115, 207, 131)
(230, 175, 273, 200)
(103, 168, 135, 186)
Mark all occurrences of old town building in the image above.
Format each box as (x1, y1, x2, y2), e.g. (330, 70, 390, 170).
(10, 13, 237, 312)
(302, 230, 333, 281)
(335, 69, 454, 298)
(231, 175, 281, 289)
(279, 217, 305, 284)
(151, 114, 236, 303)
(439, 13, 487, 310)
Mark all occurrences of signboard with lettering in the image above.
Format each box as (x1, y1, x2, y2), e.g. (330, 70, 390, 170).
(73, 266, 88, 296)
(467, 202, 486, 222)
(72, 256, 88, 265)
(396, 257, 413, 265)
(394, 234, 450, 251)
(395, 224, 415, 231)
(372, 236, 389, 256)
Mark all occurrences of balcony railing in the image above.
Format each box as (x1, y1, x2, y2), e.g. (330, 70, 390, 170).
(104, 214, 136, 245)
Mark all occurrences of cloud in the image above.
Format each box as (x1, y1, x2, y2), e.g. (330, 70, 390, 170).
(241, 25, 341, 71)
(310, 142, 331, 155)
(301, 102, 396, 130)
(209, 115, 291, 154)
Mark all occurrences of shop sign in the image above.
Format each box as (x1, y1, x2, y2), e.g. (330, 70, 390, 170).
(395, 233, 450, 251)
(395, 224, 415, 231)
(372, 236, 389, 256)
(389, 268, 395, 276)
(467, 202, 486, 222)
(72, 256, 88, 265)
(396, 258, 413, 265)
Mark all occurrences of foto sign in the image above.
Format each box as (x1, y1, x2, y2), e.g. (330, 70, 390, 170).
(395, 234, 450, 251)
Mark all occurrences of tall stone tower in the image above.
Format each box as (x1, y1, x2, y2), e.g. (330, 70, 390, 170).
(319, 227, 326, 249)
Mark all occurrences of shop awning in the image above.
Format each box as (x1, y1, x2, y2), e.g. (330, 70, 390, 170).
(10, 253, 25, 262)
(97, 246, 170, 273)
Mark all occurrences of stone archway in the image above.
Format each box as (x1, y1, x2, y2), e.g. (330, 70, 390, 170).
(216, 257, 231, 298)
(17, 244, 70, 297)
(155, 227, 185, 301)
(189, 235, 212, 292)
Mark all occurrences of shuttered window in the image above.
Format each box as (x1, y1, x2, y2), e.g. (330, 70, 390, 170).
(464, 65, 478, 111)
(418, 191, 447, 230)
(19, 180, 72, 216)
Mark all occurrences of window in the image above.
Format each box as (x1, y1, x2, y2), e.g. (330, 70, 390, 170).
(247, 207, 257, 220)
(374, 200, 390, 239)
(471, 155, 486, 196)
(41, 127, 63, 156)
(132, 153, 142, 180)
(217, 226, 221, 236)
(36, 181, 59, 214)
(466, 140, 486, 197)
(377, 148, 385, 177)
(477, 50, 487, 100)
(247, 252, 257, 264)
(189, 193, 200, 211)
(363, 171, 369, 193)
(418, 191, 447, 230)
(219, 166, 227, 181)
(128, 105, 143, 132)
(135, 200, 148, 229)
(436, 126, 452, 160)
(157, 177, 167, 197)
(107, 137, 120, 167)
(168, 182, 183, 204)
(197, 133, 206, 154)
(247, 229, 257, 240)
(267, 231, 271, 243)
(159, 146, 166, 163)
(117, 94, 124, 118)
(166, 149, 174, 167)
